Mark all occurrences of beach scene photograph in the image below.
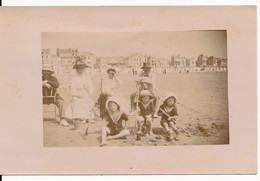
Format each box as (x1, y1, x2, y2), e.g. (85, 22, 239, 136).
(42, 31, 229, 147)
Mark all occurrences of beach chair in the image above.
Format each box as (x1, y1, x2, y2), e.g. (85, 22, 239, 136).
(42, 86, 58, 121)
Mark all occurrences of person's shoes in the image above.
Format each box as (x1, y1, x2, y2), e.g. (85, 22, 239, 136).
(149, 131, 154, 136)
(166, 132, 171, 141)
(169, 133, 174, 141)
(153, 113, 159, 118)
(60, 119, 70, 127)
(174, 134, 180, 141)
(100, 141, 107, 146)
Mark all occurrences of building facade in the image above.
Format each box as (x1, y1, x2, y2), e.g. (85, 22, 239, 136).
(172, 55, 187, 68)
(128, 52, 170, 68)
(56, 48, 79, 75)
(41, 48, 50, 64)
(128, 52, 150, 68)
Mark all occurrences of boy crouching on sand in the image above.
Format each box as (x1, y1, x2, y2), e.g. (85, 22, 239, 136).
(136, 90, 155, 140)
(157, 92, 180, 141)
(100, 97, 130, 146)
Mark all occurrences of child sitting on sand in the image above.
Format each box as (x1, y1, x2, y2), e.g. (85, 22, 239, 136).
(157, 92, 180, 141)
(100, 97, 130, 146)
(136, 90, 155, 140)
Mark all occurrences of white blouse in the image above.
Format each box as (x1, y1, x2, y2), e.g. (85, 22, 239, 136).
(102, 77, 123, 96)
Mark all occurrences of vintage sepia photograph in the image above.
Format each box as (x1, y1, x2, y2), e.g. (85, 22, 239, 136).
(42, 31, 229, 147)
(0, 6, 256, 174)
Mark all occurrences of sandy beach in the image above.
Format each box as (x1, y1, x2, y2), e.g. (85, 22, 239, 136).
(43, 72, 229, 147)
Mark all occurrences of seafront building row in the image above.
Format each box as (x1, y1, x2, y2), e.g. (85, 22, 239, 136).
(42, 48, 227, 75)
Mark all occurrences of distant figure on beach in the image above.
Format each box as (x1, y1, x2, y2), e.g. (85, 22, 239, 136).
(65, 57, 95, 133)
(98, 67, 128, 119)
(42, 64, 70, 127)
(130, 63, 159, 116)
(157, 92, 180, 141)
(135, 90, 155, 140)
(100, 97, 130, 146)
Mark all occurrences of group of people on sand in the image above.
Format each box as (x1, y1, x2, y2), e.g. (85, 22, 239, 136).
(42, 56, 181, 146)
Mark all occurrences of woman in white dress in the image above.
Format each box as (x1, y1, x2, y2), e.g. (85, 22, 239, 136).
(66, 57, 95, 134)
(99, 68, 129, 118)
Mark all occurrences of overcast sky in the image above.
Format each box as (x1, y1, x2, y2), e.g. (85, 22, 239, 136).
(42, 31, 227, 59)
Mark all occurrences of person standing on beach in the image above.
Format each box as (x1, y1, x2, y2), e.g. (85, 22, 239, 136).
(42, 64, 70, 127)
(99, 68, 128, 118)
(65, 57, 95, 134)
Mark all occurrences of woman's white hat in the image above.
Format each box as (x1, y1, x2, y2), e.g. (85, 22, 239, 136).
(105, 96, 121, 110)
(73, 56, 88, 69)
(163, 92, 178, 103)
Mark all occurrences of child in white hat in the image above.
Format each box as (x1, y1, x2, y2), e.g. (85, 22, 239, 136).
(100, 97, 130, 146)
(136, 90, 155, 140)
(157, 92, 180, 141)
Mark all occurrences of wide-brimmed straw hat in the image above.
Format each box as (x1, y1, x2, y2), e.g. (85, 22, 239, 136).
(105, 96, 121, 110)
(73, 56, 88, 69)
(139, 90, 153, 98)
(163, 92, 178, 103)
(42, 64, 54, 74)
(141, 62, 152, 69)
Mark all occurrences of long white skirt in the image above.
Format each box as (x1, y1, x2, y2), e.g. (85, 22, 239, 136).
(65, 95, 94, 120)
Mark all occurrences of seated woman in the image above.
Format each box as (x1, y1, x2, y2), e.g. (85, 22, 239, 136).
(98, 68, 127, 119)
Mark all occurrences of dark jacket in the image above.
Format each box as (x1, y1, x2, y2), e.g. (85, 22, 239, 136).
(157, 104, 178, 120)
(138, 101, 155, 118)
(42, 75, 63, 104)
